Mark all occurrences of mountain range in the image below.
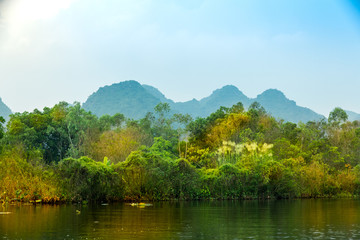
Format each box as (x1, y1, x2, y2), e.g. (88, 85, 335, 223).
(345, 110, 360, 122)
(82, 80, 325, 123)
(0, 98, 12, 122)
(2, 80, 360, 123)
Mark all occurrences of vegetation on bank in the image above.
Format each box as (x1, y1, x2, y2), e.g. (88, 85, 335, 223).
(0, 102, 360, 203)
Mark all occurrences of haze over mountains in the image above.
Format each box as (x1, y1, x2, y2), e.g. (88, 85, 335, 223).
(1, 80, 360, 123)
(81, 80, 328, 123)
(0, 98, 12, 122)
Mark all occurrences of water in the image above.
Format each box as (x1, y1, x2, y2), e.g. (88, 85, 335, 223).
(1, 199, 360, 239)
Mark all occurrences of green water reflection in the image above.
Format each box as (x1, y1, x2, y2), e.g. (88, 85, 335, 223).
(1, 199, 360, 239)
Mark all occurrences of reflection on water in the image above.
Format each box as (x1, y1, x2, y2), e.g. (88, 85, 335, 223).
(1, 199, 360, 239)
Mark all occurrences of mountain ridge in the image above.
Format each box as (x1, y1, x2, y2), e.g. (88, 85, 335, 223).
(2, 81, 358, 124)
(0, 98, 12, 121)
(345, 110, 360, 122)
(82, 80, 326, 123)
(82, 80, 162, 119)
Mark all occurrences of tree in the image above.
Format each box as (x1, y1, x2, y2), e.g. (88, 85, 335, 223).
(0, 116, 4, 140)
(99, 113, 125, 131)
(65, 102, 101, 158)
(281, 122, 300, 144)
(172, 113, 192, 157)
(230, 102, 244, 114)
(248, 101, 266, 117)
(4, 102, 105, 163)
(328, 107, 348, 126)
(90, 127, 144, 163)
(187, 106, 229, 148)
(153, 102, 174, 139)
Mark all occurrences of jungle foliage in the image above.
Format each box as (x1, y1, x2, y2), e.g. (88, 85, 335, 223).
(1, 102, 360, 203)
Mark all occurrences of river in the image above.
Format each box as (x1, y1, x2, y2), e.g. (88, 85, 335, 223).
(1, 199, 360, 239)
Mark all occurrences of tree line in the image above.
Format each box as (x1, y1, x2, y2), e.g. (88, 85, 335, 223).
(0, 101, 360, 203)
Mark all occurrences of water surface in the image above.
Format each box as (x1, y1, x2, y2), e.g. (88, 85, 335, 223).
(1, 199, 360, 239)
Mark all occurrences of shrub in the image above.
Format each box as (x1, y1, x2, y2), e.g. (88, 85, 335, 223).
(57, 156, 122, 202)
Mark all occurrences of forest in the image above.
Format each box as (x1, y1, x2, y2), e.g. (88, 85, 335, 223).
(0, 101, 360, 203)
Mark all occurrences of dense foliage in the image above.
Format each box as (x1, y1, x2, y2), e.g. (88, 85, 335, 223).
(1, 101, 360, 203)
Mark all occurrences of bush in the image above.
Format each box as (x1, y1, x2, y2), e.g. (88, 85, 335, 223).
(0, 148, 61, 203)
(57, 156, 122, 202)
(215, 164, 243, 199)
(169, 158, 201, 199)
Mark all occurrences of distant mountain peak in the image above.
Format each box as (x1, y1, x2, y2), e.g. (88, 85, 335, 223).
(256, 89, 296, 106)
(142, 84, 173, 104)
(95, 80, 143, 94)
(257, 89, 286, 99)
(205, 85, 247, 102)
(82, 80, 325, 123)
(220, 84, 239, 90)
(83, 80, 162, 119)
(213, 85, 243, 95)
(122, 80, 140, 85)
(113, 80, 142, 88)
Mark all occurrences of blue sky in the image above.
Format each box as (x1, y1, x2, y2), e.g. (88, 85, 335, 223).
(0, 0, 359, 116)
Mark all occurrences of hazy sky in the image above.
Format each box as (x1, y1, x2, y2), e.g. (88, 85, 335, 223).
(0, 0, 359, 116)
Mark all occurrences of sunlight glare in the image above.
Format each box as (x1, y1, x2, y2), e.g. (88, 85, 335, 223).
(4, 0, 75, 23)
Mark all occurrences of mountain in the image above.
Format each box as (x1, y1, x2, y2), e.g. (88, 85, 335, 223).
(255, 89, 324, 123)
(196, 85, 251, 117)
(345, 110, 360, 122)
(164, 85, 251, 118)
(0, 98, 12, 121)
(142, 84, 174, 104)
(82, 80, 325, 123)
(83, 80, 163, 119)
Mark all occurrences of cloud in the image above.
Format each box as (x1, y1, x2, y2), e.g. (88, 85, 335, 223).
(0, 0, 10, 21)
(3, 0, 75, 22)
(0, 0, 75, 42)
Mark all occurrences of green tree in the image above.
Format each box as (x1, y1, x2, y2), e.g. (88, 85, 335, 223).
(172, 113, 192, 157)
(99, 113, 125, 131)
(65, 102, 101, 158)
(328, 107, 348, 126)
(0, 116, 5, 154)
(248, 101, 266, 118)
(230, 102, 244, 113)
(0, 116, 5, 140)
(58, 156, 121, 201)
(152, 102, 174, 140)
(281, 122, 300, 144)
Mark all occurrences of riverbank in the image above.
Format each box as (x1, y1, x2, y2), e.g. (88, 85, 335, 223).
(1, 154, 359, 204)
(1, 103, 360, 205)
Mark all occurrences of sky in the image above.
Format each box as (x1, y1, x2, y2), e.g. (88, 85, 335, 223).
(0, 0, 360, 116)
